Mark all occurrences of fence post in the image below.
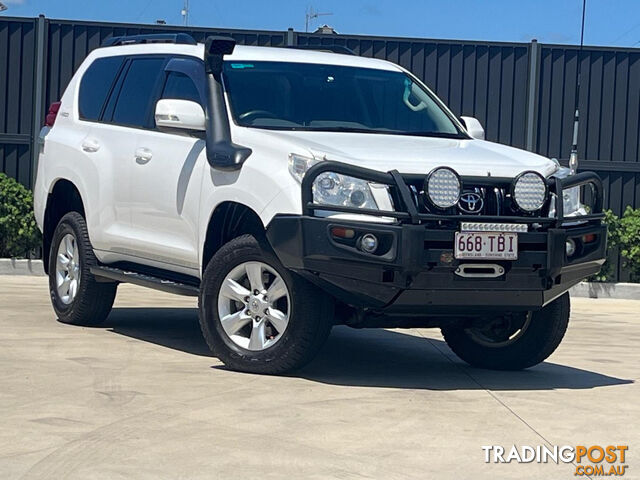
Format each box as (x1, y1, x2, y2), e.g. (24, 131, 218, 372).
(31, 14, 47, 189)
(525, 39, 541, 152)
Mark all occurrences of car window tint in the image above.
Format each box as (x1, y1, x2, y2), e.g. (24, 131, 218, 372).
(161, 71, 201, 105)
(78, 56, 124, 121)
(223, 62, 461, 136)
(112, 57, 166, 127)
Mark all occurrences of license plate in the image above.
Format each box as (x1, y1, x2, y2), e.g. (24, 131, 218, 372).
(454, 232, 518, 260)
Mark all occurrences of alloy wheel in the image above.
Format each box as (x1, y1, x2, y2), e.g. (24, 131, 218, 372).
(217, 261, 291, 351)
(55, 233, 81, 305)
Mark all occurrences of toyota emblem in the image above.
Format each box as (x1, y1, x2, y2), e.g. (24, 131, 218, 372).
(458, 192, 484, 214)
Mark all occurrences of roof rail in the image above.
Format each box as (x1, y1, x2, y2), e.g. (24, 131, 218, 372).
(286, 45, 355, 55)
(101, 33, 197, 48)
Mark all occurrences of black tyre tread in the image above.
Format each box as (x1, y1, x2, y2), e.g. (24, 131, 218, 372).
(441, 293, 570, 370)
(49, 212, 117, 326)
(198, 234, 333, 374)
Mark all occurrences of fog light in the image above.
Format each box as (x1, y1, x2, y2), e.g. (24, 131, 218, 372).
(566, 238, 576, 257)
(583, 233, 596, 244)
(360, 234, 378, 253)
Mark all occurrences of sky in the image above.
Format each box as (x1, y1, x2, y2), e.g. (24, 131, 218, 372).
(1, 0, 639, 48)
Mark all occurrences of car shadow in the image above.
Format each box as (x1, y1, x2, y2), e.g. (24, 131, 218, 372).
(105, 307, 633, 391)
(106, 307, 211, 357)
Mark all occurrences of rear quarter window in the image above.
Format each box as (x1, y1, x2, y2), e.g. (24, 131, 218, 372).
(78, 56, 124, 121)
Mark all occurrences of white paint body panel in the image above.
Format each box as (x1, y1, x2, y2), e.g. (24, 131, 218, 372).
(34, 43, 558, 280)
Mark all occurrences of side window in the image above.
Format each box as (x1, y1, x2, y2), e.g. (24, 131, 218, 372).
(161, 72, 201, 105)
(111, 57, 166, 128)
(78, 56, 124, 121)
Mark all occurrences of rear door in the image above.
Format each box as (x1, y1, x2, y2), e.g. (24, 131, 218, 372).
(86, 55, 168, 261)
(75, 55, 134, 253)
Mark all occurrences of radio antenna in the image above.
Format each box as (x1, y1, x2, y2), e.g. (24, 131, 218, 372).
(569, 0, 587, 174)
(305, 6, 333, 33)
(181, 0, 190, 26)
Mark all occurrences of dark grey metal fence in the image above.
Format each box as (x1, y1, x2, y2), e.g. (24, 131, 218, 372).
(1, 15, 639, 278)
(0, 17, 37, 187)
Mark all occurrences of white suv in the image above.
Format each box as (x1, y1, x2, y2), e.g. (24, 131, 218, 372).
(34, 34, 607, 374)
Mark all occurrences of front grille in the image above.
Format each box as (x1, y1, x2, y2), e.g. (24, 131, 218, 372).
(399, 174, 552, 222)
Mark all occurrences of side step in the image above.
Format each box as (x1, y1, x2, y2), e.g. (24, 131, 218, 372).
(90, 266, 199, 297)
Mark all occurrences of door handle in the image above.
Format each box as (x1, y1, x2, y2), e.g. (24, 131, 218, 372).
(81, 138, 100, 152)
(134, 147, 153, 163)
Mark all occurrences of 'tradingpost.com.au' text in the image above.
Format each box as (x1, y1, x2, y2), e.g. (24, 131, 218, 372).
(482, 445, 628, 476)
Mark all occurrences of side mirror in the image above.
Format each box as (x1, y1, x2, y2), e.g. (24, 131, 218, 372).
(460, 116, 485, 140)
(155, 99, 205, 131)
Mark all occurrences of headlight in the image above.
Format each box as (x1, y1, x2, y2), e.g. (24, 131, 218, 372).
(288, 153, 392, 211)
(313, 172, 378, 209)
(563, 186, 581, 216)
(551, 165, 586, 217)
(425, 167, 461, 209)
(512, 171, 547, 212)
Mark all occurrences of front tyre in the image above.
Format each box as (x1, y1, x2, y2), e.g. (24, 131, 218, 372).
(48, 212, 117, 326)
(199, 234, 333, 374)
(441, 293, 570, 370)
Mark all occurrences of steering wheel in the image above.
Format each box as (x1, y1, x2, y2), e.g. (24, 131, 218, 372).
(239, 110, 278, 122)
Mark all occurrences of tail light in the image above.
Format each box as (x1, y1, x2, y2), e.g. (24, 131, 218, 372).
(45, 102, 61, 127)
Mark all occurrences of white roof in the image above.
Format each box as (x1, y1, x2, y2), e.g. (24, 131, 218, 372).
(88, 42, 401, 72)
(228, 45, 399, 71)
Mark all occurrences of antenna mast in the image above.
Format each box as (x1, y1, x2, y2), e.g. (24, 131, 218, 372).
(305, 6, 333, 33)
(569, 0, 587, 174)
(182, 0, 190, 26)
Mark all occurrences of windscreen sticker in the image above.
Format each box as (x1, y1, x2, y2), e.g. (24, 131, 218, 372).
(230, 63, 255, 69)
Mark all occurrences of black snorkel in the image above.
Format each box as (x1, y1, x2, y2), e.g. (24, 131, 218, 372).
(203, 36, 252, 170)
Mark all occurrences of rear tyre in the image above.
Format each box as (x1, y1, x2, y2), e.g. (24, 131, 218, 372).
(441, 293, 570, 370)
(48, 212, 117, 326)
(199, 234, 333, 374)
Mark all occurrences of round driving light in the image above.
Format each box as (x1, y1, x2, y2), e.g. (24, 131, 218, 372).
(512, 171, 547, 212)
(360, 234, 378, 253)
(566, 238, 576, 257)
(425, 167, 461, 209)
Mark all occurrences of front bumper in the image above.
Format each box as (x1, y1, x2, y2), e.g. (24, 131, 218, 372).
(266, 215, 607, 314)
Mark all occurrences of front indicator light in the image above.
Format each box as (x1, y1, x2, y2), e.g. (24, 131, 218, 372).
(331, 227, 355, 239)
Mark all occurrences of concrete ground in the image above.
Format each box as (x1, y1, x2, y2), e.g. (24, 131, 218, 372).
(0, 276, 637, 480)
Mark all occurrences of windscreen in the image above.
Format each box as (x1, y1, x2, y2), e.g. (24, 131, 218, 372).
(223, 61, 466, 138)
